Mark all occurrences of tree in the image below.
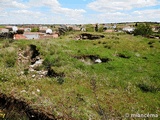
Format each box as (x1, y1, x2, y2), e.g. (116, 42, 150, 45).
(135, 23, 138, 27)
(31, 27, 39, 32)
(86, 24, 94, 32)
(134, 23, 152, 36)
(95, 24, 98, 32)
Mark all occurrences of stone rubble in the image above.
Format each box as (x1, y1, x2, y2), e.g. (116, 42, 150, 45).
(17, 47, 47, 78)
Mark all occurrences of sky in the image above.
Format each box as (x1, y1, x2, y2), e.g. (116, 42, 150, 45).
(0, 0, 160, 24)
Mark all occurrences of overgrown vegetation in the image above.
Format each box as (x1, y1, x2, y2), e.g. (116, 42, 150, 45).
(0, 31, 160, 119)
(134, 23, 152, 36)
(31, 27, 39, 32)
(86, 24, 95, 32)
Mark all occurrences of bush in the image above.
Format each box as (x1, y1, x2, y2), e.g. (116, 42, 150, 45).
(98, 26, 104, 32)
(86, 24, 94, 32)
(134, 23, 152, 36)
(31, 27, 39, 32)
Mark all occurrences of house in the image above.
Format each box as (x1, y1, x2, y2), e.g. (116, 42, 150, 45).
(24, 28, 31, 32)
(46, 28, 53, 34)
(17, 28, 24, 34)
(122, 26, 135, 33)
(67, 25, 81, 31)
(6, 26, 18, 32)
(14, 34, 26, 40)
(103, 24, 116, 30)
(152, 26, 160, 32)
(0, 28, 9, 33)
(23, 32, 43, 39)
(39, 32, 59, 39)
(5, 26, 13, 31)
(39, 26, 48, 33)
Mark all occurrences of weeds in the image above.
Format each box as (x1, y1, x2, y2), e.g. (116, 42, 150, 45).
(5, 57, 16, 67)
(90, 77, 107, 120)
(0, 74, 10, 82)
(57, 77, 65, 85)
(43, 55, 55, 67)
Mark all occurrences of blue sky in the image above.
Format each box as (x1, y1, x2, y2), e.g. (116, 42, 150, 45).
(0, 0, 160, 24)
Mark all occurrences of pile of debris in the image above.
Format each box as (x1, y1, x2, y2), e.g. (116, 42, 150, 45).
(18, 44, 65, 79)
(18, 44, 47, 78)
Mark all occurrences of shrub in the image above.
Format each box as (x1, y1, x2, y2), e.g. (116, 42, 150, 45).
(98, 26, 104, 32)
(86, 24, 94, 32)
(134, 23, 152, 36)
(31, 27, 39, 32)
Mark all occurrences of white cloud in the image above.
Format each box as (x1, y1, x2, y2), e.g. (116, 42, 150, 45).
(0, 10, 43, 24)
(0, 0, 86, 24)
(90, 9, 160, 23)
(0, 0, 159, 24)
(86, 0, 160, 23)
(88, 0, 158, 12)
(28, 0, 86, 23)
(28, 0, 60, 7)
(132, 9, 160, 21)
(12, 10, 42, 16)
(0, 0, 27, 9)
(29, 0, 85, 18)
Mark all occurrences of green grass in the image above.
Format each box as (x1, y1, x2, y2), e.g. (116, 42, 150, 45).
(0, 32, 160, 119)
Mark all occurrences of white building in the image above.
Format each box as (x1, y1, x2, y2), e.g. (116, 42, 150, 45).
(46, 29, 53, 34)
(0, 28, 9, 33)
(24, 28, 31, 32)
(23, 32, 42, 39)
(122, 26, 135, 33)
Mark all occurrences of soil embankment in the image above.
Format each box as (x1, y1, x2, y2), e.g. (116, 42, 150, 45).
(0, 92, 56, 120)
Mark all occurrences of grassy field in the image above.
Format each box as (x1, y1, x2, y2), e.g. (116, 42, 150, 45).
(0, 32, 160, 119)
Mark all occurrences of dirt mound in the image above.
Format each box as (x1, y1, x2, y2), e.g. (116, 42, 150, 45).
(75, 33, 105, 40)
(0, 92, 56, 120)
(74, 55, 112, 64)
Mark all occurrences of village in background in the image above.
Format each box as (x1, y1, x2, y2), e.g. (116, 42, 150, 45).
(0, 22, 160, 40)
